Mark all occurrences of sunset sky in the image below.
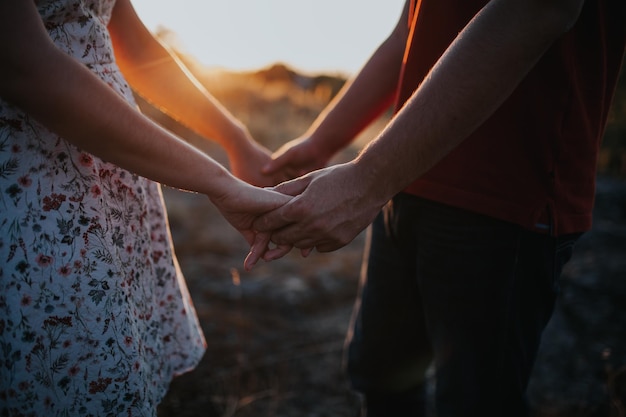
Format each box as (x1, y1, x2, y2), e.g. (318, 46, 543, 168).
(132, 0, 405, 74)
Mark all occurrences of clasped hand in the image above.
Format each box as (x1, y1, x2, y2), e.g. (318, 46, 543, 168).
(242, 162, 386, 270)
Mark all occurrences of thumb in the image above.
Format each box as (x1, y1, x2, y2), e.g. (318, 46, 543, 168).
(272, 176, 312, 197)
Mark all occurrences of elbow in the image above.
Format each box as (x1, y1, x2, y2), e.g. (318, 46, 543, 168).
(537, 0, 585, 34)
(556, 0, 585, 32)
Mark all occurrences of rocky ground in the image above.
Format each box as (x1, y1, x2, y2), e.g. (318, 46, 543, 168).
(155, 175, 626, 417)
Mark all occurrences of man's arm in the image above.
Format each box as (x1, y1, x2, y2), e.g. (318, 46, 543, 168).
(355, 0, 584, 204)
(252, 0, 584, 258)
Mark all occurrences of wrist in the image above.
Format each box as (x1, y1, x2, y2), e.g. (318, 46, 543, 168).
(218, 123, 259, 161)
(221, 122, 254, 154)
(307, 130, 345, 163)
(351, 153, 397, 207)
(205, 166, 241, 205)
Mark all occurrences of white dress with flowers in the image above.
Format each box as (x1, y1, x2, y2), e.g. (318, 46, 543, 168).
(0, 1, 206, 415)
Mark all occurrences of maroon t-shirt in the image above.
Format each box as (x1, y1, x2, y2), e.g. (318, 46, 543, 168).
(399, 0, 626, 235)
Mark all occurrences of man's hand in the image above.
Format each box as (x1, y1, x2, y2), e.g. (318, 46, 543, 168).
(252, 162, 389, 259)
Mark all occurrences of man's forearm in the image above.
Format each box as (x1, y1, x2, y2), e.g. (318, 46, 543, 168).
(354, 0, 584, 203)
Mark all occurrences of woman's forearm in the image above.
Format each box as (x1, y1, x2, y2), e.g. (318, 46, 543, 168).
(0, 3, 236, 198)
(108, 0, 252, 155)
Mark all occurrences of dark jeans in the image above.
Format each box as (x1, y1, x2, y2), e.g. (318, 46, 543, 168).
(345, 194, 580, 417)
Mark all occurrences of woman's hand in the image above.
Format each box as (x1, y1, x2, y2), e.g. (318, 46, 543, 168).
(262, 135, 331, 180)
(208, 178, 293, 269)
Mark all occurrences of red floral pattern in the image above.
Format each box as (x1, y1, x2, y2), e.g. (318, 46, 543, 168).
(0, 1, 206, 416)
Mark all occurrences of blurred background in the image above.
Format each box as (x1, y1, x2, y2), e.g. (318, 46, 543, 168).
(127, 3, 626, 416)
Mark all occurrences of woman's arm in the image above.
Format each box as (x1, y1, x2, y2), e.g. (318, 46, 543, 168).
(0, 0, 289, 243)
(108, 0, 282, 186)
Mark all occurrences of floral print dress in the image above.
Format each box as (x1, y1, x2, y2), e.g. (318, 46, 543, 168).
(0, 1, 206, 415)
